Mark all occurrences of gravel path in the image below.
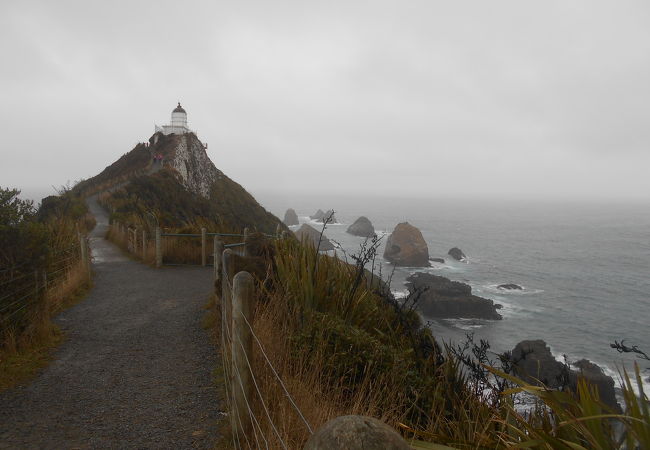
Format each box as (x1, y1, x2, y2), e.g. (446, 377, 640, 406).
(0, 197, 220, 449)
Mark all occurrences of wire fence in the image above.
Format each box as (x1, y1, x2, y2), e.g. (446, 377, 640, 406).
(109, 222, 279, 268)
(218, 245, 313, 449)
(0, 236, 91, 336)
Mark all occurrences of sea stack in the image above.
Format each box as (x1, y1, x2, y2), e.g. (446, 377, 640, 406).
(315, 209, 337, 224)
(346, 216, 375, 237)
(283, 208, 299, 226)
(293, 224, 335, 251)
(448, 247, 467, 262)
(310, 209, 326, 220)
(383, 222, 429, 267)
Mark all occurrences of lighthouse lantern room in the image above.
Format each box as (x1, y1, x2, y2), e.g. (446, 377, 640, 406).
(155, 102, 195, 136)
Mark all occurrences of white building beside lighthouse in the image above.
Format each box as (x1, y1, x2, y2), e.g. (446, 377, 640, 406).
(155, 102, 195, 135)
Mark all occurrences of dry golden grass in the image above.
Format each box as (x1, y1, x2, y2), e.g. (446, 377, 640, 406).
(0, 260, 91, 392)
(207, 289, 423, 449)
(106, 224, 156, 265)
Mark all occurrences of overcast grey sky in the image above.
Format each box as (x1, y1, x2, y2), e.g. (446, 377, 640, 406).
(1, 0, 649, 202)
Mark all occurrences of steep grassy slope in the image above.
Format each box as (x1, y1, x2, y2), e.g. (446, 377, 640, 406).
(75, 132, 285, 234)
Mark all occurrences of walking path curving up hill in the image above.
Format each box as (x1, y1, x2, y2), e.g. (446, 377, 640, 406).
(0, 197, 220, 448)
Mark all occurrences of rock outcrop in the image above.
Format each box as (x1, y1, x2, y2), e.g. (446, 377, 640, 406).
(346, 216, 375, 237)
(498, 284, 523, 290)
(448, 247, 467, 262)
(512, 340, 566, 387)
(571, 359, 620, 412)
(383, 222, 429, 267)
(304, 415, 410, 450)
(511, 340, 621, 411)
(283, 208, 299, 226)
(405, 272, 502, 320)
(314, 209, 337, 224)
(164, 133, 218, 198)
(293, 224, 335, 251)
(310, 209, 326, 220)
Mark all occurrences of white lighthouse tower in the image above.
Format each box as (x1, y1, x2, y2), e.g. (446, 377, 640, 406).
(155, 102, 194, 135)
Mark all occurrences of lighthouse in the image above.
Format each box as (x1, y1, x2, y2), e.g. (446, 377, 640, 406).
(155, 102, 194, 135)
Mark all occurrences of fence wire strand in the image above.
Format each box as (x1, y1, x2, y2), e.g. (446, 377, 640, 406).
(234, 330, 287, 449)
(230, 337, 269, 449)
(241, 312, 314, 434)
(221, 266, 314, 449)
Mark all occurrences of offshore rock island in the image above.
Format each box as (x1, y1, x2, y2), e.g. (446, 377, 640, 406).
(406, 272, 503, 320)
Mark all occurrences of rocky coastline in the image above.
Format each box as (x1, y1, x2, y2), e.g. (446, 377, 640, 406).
(405, 272, 502, 320)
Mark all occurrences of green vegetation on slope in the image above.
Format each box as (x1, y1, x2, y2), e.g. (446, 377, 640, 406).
(76, 132, 286, 235)
(100, 168, 286, 235)
(0, 187, 93, 391)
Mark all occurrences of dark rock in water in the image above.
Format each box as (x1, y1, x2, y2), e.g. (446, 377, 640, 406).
(384, 222, 430, 267)
(448, 247, 467, 262)
(283, 208, 299, 226)
(315, 209, 338, 224)
(293, 224, 334, 251)
(512, 340, 566, 388)
(405, 272, 502, 320)
(429, 257, 445, 263)
(497, 283, 523, 290)
(346, 216, 375, 237)
(511, 341, 621, 412)
(571, 359, 620, 412)
(310, 209, 326, 220)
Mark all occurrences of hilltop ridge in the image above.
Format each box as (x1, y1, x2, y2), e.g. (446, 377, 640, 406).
(75, 132, 285, 233)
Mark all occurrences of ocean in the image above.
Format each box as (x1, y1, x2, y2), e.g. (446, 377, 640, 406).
(257, 192, 650, 390)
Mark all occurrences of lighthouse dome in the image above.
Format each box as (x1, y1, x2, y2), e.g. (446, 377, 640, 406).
(173, 102, 186, 114)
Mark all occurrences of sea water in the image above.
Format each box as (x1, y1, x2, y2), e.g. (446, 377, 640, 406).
(257, 192, 650, 391)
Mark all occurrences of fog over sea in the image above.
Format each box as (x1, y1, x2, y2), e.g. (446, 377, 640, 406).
(258, 192, 650, 389)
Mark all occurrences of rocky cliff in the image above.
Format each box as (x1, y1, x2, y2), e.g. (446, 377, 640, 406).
(75, 132, 285, 234)
(159, 133, 219, 198)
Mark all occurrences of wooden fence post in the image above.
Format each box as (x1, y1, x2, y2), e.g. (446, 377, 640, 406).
(142, 229, 146, 260)
(155, 227, 162, 268)
(221, 249, 234, 349)
(213, 238, 223, 281)
(84, 238, 91, 275)
(221, 249, 235, 414)
(79, 232, 87, 269)
(201, 227, 207, 267)
(243, 227, 249, 257)
(231, 271, 254, 439)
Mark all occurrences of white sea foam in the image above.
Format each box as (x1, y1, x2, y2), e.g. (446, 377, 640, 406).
(443, 318, 486, 331)
(483, 283, 545, 296)
(392, 289, 409, 300)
